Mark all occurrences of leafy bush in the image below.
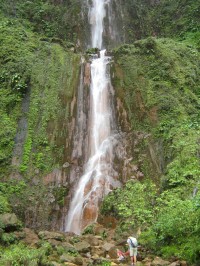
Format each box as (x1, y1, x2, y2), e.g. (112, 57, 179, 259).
(101, 180, 157, 231)
(82, 224, 94, 235)
(139, 190, 200, 263)
(0, 243, 47, 265)
(0, 194, 10, 214)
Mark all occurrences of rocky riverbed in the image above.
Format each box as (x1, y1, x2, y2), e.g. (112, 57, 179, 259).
(0, 213, 188, 266)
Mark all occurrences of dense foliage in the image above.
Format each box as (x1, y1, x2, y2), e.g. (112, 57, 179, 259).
(122, 0, 200, 44)
(0, 12, 80, 178)
(102, 37, 200, 264)
(0, 0, 82, 44)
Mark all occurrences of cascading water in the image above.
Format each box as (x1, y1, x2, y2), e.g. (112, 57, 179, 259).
(65, 0, 122, 234)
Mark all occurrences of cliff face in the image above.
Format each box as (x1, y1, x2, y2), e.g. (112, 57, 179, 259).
(112, 37, 200, 183)
(0, 9, 81, 230)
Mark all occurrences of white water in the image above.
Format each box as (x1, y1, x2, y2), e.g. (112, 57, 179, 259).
(65, 0, 121, 234)
(89, 0, 106, 49)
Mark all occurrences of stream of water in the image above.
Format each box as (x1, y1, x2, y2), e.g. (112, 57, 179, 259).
(65, 0, 121, 234)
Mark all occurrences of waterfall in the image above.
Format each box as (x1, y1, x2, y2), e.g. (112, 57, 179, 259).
(65, 0, 122, 234)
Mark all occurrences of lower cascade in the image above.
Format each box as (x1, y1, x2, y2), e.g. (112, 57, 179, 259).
(65, 50, 121, 234)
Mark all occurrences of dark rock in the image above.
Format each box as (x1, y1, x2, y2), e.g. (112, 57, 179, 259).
(38, 230, 65, 241)
(22, 228, 39, 246)
(152, 256, 170, 265)
(74, 240, 91, 253)
(13, 230, 26, 240)
(60, 254, 83, 265)
(74, 256, 83, 265)
(83, 235, 100, 246)
(0, 213, 21, 232)
(60, 254, 75, 263)
(48, 239, 62, 247)
(180, 261, 187, 266)
(61, 241, 74, 249)
(169, 261, 181, 266)
(93, 223, 106, 235)
(102, 242, 115, 252)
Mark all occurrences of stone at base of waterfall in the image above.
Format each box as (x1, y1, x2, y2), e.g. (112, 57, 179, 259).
(180, 261, 187, 266)
(0, 213, 21, 231)
(102, 242, 115, 252)
(13, 230, 26, 240)
(93, 223, 106, 235)
(169, 262, 181, 266)
(48, 238, 63, 247)
(83, 234, 101, 246)
(22, 228, 39, 246)
(61, 241, 75, 249)
(142, 257, 152, 265)
(38, 231, 65, 241)
(152, 256, 170, 265)
(111, 262, 118, 266)
(74, 240, 91, 253)
(91, 246, 105, 257)
(51, 262, 62, 266)
(60, 254, 83, 265)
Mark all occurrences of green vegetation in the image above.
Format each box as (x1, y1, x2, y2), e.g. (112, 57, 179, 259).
(0, 12, 80, 178)
(0, 0, 82, 44)
(0, 242, 52, 266)
(102, 37, 200, 264)
(122, 0, 200, 43)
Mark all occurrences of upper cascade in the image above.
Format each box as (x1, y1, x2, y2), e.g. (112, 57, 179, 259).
(89, 0, 106, 49)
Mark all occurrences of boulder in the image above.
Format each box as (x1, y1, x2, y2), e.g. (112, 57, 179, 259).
(38, 231, 65, 241)
(61, 242, 74, 249)
(74, 240, 91, 253)
(142, 257, 152, 266)
(48, 239, 62, 247)
(74, 256, 83, 265)
(102, 242, 115, 252)
(60, 254, 83, 265)
(0, 213, 21, 231)
(51, 262, 62, 266)
(91, 246, 105, 257)
(93, 223, 106, 235)
(180, 261, 187, 266)
(60, 254, 75, 263)
(22, 228, 39, 246)
(169, 262, 181, 266)
(83, 235, 100, 246)
(152, 256, 170, 266)
(13, 230, 26, 240)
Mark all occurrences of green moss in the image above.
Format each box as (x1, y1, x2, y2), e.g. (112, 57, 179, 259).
(0, 14, 80, 178)
(113, 38, 200, 181)
(0, 0, 82, 44)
